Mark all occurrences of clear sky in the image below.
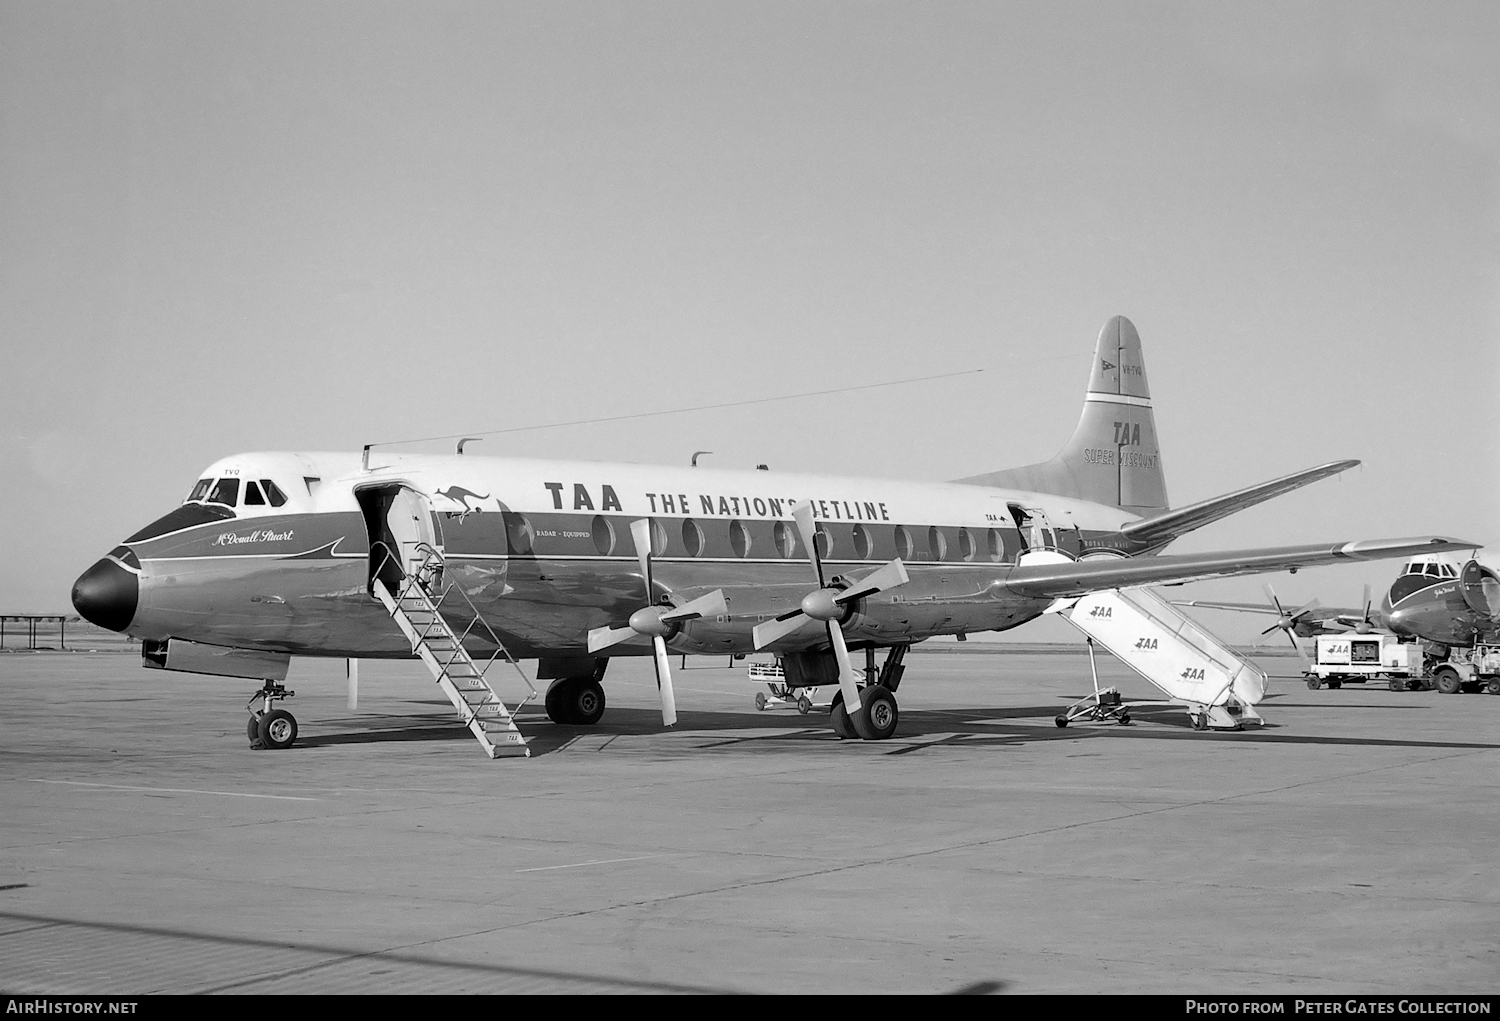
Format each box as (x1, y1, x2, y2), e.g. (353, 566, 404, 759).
(3, 1, 1496, 641)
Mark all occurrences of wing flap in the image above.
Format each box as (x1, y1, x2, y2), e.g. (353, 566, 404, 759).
(1003, 536, 1478, 599)
(1119, 460, 1359, 544)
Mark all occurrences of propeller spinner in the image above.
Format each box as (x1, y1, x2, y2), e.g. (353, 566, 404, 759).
(751, 502, 910, 714)
(587, 519, 727, 726)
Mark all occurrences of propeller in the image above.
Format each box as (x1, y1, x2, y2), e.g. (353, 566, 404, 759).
(587, 519, 727, 726)
(751, 502, 910, 713)
(1259, 583, 1318, 667)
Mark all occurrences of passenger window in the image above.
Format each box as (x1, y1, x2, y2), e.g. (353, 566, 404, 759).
(261, 480, 289, 507)
(244, 481, 266, 506)
(894, 526, 915, 560)
(773, 521, 798, 558)
(208, 478, 240, 507)
(187, 478, 212, 503)
(729, 520, 751, 558)
(852, 524, 872, 559)
(682, 519, 705, 557)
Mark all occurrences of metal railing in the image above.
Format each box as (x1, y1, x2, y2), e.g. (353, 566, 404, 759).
(369, 541, 539, 716)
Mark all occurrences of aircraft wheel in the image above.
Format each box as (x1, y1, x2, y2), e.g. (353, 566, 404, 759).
(1054, 715, 1068, 728)
(1305, 678, 1321, 690)
(544, 681, 573, 724)
(754, 692, 767, 711)
(568, 678, 606, 725)
(257, 709, 298, 750)
(854, 686, 898, 740)
(246, 715, 261, 743)
(829, 691, 858, 740)
(797, 694, 812, 715)
(1434, 668, 1462, 695)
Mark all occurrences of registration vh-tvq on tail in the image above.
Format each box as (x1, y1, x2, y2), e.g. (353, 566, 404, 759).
(71, 317, 1476, 757)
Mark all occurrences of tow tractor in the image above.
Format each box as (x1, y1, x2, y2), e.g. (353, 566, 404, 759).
(1426, 643, 1500, 695)
(1305, 634, 1427, 691)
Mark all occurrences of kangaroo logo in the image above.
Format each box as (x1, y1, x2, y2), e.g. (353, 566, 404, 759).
(435, 486, 497, 517)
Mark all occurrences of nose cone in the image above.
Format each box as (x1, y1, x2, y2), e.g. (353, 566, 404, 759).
(72, 557, 139, 632)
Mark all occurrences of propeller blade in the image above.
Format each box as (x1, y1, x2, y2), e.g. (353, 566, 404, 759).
(826, 619, 864, 713)
(836, 559, 911, 604)
(754, 612, 814, 649)
(660, 588, 728, 624)
(587, 624, 640, 654)
(1262, 583, 1287, 617)
(1290, 597, 1321, 619)
(1259, 623, 1281, 636)
(630, 519, 655, 598)
(651, 635, 678, 726)
(791, 502, 824, 587)
(1285, 629, 1310, 669)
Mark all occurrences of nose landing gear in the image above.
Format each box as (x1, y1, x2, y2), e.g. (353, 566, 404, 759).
(246, 682, 297, 749)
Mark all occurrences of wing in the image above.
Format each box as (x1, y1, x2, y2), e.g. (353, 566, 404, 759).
(1169, 599, 1364, 623)
(1119, 461, 1359, 545)
(1002, 536, 1477, 599)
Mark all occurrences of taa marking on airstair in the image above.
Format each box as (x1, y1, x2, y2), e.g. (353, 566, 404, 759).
(1134, 637, 1158, 651)
(1180, 667, 1205, 681)
(1089, 605, 1113, 619)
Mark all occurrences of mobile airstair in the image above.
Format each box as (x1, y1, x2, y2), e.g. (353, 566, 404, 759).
(1051, 587, 1267, 730)
(372, 545, 537, 757)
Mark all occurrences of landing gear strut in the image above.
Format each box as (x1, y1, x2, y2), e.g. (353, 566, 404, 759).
(246, 681, 297, 750)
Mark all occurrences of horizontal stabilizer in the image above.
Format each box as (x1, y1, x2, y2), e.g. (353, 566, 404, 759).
(1119, 460, 1359, 544)
(1003, 536, 1479, 600)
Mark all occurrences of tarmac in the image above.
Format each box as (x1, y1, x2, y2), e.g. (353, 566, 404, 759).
(1, 646, 1497, 995)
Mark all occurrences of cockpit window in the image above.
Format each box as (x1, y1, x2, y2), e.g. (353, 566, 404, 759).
(261, 480, 288, 507)
(187, 478, 212, 503)
(244, 481, 266, 506)
(207, 478, 240, 507)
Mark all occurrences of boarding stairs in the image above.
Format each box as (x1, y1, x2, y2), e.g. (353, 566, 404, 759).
(372, 545, 537, 758)
(1050, 586, 1267, 730)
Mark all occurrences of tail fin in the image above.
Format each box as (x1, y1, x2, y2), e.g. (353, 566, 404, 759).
(956, 315, 1169, 514)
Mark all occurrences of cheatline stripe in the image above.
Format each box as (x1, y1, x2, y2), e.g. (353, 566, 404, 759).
(1084, 392, 1152, 407)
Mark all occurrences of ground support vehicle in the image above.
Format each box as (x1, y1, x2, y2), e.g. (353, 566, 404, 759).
(748, 660, 830, 714)
(1426, 643, 1500, 695)
(1305, 634, 1427, 690)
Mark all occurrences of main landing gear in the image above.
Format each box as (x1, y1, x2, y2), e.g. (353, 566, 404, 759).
(246, 681, 297, 750)
(828, 645, 908, 741)
(544, 676, 607, 726)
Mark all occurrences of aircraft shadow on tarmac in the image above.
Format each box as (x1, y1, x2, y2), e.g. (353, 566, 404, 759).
(294, 699, 1500, 756)
(0, 908, 742, 995)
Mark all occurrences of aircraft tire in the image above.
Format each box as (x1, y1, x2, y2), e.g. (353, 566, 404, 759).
(854, 686, 898, 740)
(257, 709, 297, 750)
(1434, 668, 1462, 695)
(246, 715, 261, 745)
(567, 678, 606, 725)
(829, 692, 858, 740)
(544, 681, 573, 724)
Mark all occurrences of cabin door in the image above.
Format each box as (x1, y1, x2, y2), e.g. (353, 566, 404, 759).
(1008, 504, 1056, 552)
(357, 485, 444, 595)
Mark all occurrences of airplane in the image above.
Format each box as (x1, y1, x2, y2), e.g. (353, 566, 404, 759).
(1177, 555, 1493, 646)
(70, 316, 1478, 755)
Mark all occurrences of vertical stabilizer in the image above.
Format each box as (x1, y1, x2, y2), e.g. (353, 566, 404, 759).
(957, 316, 1170, 514)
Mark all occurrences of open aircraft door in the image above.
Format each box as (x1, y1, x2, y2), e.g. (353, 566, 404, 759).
(357, 484, 444, 596)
